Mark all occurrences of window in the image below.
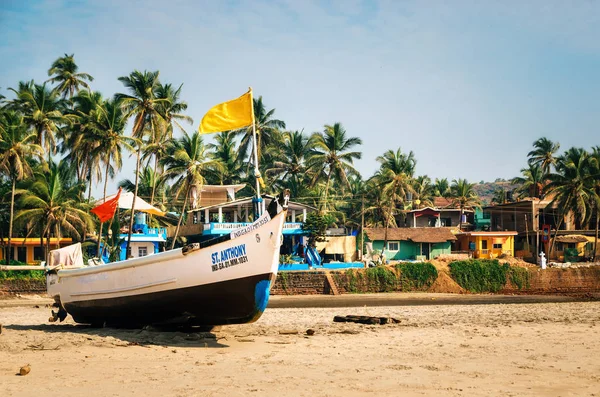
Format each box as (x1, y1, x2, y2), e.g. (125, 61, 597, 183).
(567, 243, 576, 249)
(138, 247, 148, 257)
(481, 240, 488, 250)
(493, 243, 502, 249)
(387, 241, 399, 251)
(33, 247, 44, 261)
(17, 247, 27, 263)
(441, 218, 452, 227)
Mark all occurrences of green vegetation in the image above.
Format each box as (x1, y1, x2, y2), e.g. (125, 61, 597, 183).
(396, 262, 438, 290)
(279, 272, 289, 293)
(365, 267, 397, 292)
(1, 54, 599, 266)
(449, 259, 509, 293)
(507, 266, 530, 290)
(301, 212, 328, 248)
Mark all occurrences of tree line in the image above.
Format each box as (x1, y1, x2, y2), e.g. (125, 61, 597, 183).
(1, 54, 598, 263)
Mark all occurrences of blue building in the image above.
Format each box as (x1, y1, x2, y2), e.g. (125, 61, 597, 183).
(116, 212, 167, 261)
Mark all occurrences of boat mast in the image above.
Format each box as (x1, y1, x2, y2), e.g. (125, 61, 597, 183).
(249, 87, 262, 218)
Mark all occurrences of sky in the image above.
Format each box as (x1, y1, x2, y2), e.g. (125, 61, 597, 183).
(1, 0, 600, 199)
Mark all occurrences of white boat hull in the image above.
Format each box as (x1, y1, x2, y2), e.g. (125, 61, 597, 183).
(47, 211, 285, 326)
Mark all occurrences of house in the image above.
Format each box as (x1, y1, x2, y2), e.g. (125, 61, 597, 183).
(454, 231, 518, 259)
(406, 206, 474, 229)
(0, 237, 73, 264)
(483, 198, 599, 260)
(364, 227, 457, 261)
(117, 212, 167, 261)
(552, 235, 597, 262)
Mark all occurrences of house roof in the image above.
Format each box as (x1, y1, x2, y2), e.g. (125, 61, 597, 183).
(457, 231, 518, 237)
(554, 234, 589, 243)
(364, 227, 457, 244)
(408, 206, 473, 214)
(200, 184, 245, 193)
(433, 197, 453, 208)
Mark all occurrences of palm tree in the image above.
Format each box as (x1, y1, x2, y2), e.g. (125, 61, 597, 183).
(412, 175, 434, 209)
(528, 137, 560, 178)
(63, 90, 105, 195)
(206, 132, 244, 185)
(450, 179, 481, 230)
(116, 70, 167, 256)
(144, 83, 193, 205)
(162, 131, 223, 249)
(511, 163, 544, 199)
(0, 111, 43, 265)
(266, 130, 313, 192)
(308, 123, 362, 210)
(235, 95, 285, 165)
(46, 54, 94, 100)
(90, 97, 132, 255)
(9, 82, 68, 162)
(490, 187, 507, 205)
(371, 147, 416, 249)
(15, 161, 92, 263)
(119, 168, 168, 205)
(545, 148, 595, 256)
(433, 178, 451, 198)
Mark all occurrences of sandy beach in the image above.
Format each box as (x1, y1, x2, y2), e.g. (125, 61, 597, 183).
(1, 298, 599, 397)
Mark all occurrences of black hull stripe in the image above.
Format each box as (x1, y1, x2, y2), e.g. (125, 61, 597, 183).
(64, 273, 273, 326)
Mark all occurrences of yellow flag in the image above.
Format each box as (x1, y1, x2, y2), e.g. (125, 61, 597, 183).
(199, 89, 253, 134)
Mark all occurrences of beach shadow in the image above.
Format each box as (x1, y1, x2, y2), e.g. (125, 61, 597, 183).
(6, 323, 229, 348)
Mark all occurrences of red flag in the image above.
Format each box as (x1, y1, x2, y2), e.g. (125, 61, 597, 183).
(91, 188, 122, 223)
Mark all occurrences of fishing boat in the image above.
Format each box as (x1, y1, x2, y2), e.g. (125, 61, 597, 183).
(47, 193, 288, 326)
(46, 88, 287, 327)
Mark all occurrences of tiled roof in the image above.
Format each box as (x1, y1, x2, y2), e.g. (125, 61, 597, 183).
(554, 234, 589, 243)
(364, 227, 457, 244)
(433, 197, 453, 208)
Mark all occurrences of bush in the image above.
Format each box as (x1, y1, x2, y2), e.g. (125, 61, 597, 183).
(508, 266, 530, 290)
(449, 259, 508, 293)
(365, 266, 398, 292)
(395, 262, 438, 290)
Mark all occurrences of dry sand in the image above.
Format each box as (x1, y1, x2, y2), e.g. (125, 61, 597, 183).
(1, 300, 600, 397)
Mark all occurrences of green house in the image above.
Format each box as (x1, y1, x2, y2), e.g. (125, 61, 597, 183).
(364, 227, 456, 260)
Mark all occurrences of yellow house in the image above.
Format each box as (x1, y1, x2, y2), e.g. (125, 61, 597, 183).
(0, 238, 73, 264)
(456, 231, 517, 259)
(551, 234, 598, 261)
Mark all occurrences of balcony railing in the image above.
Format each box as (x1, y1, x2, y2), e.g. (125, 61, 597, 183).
(203, 222, 304, 235)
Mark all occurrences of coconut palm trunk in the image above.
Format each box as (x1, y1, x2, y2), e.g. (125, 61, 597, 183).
(150, 155, 159, 206)
(97, 160, 111, 258)
(126, 147, 142, 258)
(55, 224, 61, 249)
(45, 225, 51, 265)
(548, 215, 564, 259)
(171, 186, 190, 250)
(6, 177, 16, 265)
(87, 167, 93, 202)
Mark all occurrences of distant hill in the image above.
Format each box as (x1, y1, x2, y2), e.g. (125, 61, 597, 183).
(473, 180, 518, 206)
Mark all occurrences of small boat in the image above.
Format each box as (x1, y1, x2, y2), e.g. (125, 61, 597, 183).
(46, 193, 288, 327)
